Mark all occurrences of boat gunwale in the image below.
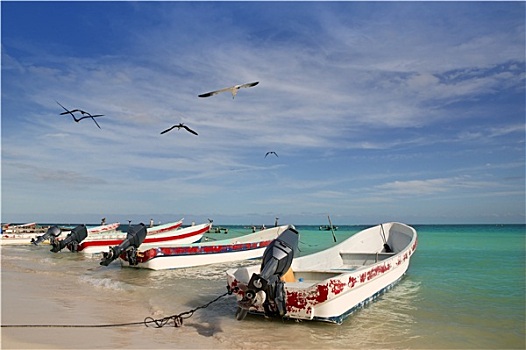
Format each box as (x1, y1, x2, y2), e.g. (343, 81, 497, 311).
(146, 219, 184, 234)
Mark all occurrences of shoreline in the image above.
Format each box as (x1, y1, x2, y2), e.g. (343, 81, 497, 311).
(1, 253, 230, 349)
(2, 225, 524, 349)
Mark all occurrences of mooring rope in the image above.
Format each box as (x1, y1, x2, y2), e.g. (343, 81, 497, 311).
(144, 291, 231, 328)
(1, 290, 231, 329)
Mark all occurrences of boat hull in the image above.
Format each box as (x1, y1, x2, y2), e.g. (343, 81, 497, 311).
(77, 222, 210, 255)
(121, 225, 295, 270)
(299, 258, 412, 323)
(1, 234, 46, 246)
(226, 222, 418, 324)
(84, 223, 120, 234)
(146, 219, 183, 235)
(123, 245, 270, 270)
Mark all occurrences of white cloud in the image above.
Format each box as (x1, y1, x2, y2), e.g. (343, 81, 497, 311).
(2, 2, 524, 223)
(374, 176, 511, 197)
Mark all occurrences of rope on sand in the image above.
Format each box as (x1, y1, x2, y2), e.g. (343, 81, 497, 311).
(1, 291, 231, 329)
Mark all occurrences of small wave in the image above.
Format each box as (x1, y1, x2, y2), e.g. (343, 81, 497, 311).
(153, 259, 261, 281)
(78, 275, 132, 291)
(37, 257, 59, 265)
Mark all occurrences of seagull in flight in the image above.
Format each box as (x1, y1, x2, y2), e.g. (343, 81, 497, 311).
(55, 101, 103, 129)
(198, 81, 259, 99)
(160, 123, 198, 136)
(265, 151, 278, 158)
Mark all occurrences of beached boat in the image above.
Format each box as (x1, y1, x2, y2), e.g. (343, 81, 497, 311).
(55, 220, 182, 252)
(226, 222, 418, 324)
(0, 222, 120, 246)
(119, 224, 295, 270)
(146, 219, 183, 235)
(1, 225, 51, 246)
(2, 222, 42, 234)
(73, 222, 211, 255)
(0, 231, 49, 246)
(84, 222, 120, 234)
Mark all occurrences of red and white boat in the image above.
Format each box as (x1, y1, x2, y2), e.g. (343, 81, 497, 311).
(85, 222, 121, 235)
(2, 222, 39, 234)
(0, 222, 120, 246)
(75, 221, 211, 255)
(119, 224, 293, 270)
(227, 222, 418, 324)
(146, 219, 183, 235)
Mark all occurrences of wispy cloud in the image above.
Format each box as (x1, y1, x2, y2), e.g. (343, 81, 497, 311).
(2, 2, 524, 224)
(375, 177, 470, 196)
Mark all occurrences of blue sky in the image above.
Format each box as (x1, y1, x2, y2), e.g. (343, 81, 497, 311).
(2, 1, 525, 225)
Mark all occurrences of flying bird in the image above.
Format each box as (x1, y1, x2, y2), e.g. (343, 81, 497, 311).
(77, 110, 103, 129)
(56, 101, 77, 119)
(265, 151, 278, 158)
(198, 81, 259, 99)
(160, 123, 198, 136)
(55, 101, 103, 129)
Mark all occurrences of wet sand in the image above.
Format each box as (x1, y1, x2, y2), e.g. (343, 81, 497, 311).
(1, 257, 226, 349)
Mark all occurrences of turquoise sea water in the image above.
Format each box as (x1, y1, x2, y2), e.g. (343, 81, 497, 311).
(406, 225, 525, 349)
(2, 224, 525, 349)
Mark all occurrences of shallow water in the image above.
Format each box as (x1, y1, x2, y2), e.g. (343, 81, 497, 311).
(1, 224, 525, 349)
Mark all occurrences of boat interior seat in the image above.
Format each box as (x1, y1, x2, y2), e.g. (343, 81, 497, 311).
(340, 252, 396, 265)
(281, 267, 295, 282)
(288, 270, 341, 283)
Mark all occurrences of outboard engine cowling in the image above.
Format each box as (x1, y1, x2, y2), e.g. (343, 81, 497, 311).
(236, 226, 299, 320)
(50, 225, 88, 253)
(100, 223, 147, 266)
(31, 226, 62, 245)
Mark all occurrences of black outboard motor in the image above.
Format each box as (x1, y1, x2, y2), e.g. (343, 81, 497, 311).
(31, 226, 62, 245)
(236, 226, 299, 320)
(100, 223, 147, 266)
(50, 225, 88, 253)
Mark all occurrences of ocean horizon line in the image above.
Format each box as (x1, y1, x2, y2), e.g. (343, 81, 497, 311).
(3, 221, 525, 227)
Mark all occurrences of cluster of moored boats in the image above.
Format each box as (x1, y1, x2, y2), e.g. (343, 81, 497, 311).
(1, 219, 418, 324)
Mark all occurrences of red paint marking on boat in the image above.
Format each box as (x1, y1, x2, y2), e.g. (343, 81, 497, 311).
(348, 276, 357, 288)
(366, 263, 391, 281)
(286, 291, 309, 312)
(315, 284, 329, 303)
(148, 222, 183, 235)
(88, 223, 120, 234)
(131, 239, 274, 263)
(412, 238, 418, 252)
(360, 272, 367, 283)
(286, 283, 330, 313)
(328, 279, 346, 295)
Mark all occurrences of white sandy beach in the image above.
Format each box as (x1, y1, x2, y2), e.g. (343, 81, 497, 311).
(1, 251, 228, 350)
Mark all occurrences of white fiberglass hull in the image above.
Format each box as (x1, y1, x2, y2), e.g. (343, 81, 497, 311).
(226, 222, 418, 324)
(0, 223, 120, 246)
(125, 246, 269, 270)
(121, 225, 294, 270)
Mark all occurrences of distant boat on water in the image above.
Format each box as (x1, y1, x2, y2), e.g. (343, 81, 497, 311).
(319, 225, 338, 231)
